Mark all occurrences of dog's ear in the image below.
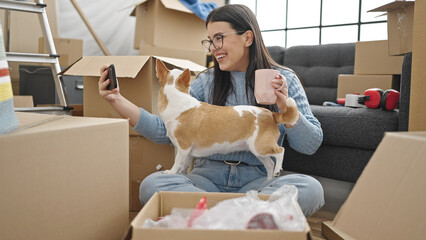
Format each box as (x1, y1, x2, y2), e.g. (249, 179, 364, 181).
(156, 59, 169, 81)
(177, 69, 191, 88)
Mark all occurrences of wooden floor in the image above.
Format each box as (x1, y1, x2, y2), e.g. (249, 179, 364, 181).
(307, 209, 337, 240)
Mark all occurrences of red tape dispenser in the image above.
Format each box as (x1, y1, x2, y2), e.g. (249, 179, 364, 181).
(358, 88, 400, 111)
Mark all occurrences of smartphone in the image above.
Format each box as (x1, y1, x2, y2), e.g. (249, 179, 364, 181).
(107, 64, 118, 90)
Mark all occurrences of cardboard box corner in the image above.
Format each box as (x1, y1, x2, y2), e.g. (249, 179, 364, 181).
(322, 132, 426, 240)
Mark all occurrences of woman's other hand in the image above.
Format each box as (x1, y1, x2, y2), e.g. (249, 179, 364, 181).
(272, 74, 288, 112)
(273, 74, 300, 127)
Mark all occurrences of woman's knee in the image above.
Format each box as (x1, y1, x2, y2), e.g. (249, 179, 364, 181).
(139, 172, 196, 205)
(293, 174, 325, 216)
(265, 174, 324, 216)
(139, 172, 164, 205)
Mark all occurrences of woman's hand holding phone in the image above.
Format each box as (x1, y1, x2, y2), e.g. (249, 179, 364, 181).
(99, 64, 120, 104)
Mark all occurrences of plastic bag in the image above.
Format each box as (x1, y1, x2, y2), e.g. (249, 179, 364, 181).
(191, 185, 306, 231)
(142, 196, 207, 229)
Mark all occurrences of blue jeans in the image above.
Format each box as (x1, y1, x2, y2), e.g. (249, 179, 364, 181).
(140, 158, 324, 216)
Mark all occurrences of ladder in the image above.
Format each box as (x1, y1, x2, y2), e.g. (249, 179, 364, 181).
(0, 0, 70, 112)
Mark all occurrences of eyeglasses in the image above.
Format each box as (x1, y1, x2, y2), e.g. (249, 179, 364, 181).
(201, 31, 245, 53)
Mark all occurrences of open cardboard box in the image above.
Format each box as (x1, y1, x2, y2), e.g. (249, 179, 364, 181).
(128, 191, 311, 240)
(61, 55, 206, 135)
(125, 0, 206, 50)
(322, 131, 426, 239)
(369, 1, 415, 56)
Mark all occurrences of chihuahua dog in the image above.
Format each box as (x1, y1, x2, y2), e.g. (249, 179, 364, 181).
(156, 59, 299, 180)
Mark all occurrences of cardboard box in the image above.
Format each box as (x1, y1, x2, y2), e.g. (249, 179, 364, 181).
(13, 95, 34, 107)
(337, 74, 400, 98)
(130, 191, 311, 240)
(139, 43, 207, 67)
(354, 40, 404, 75)
(129, 135, 174, 211)
(322, 132, 426, 240)
(61, 55, 206, 135)
(127, 0, 206, 50)
(0, 112, 129, 240)
(369, 1, 415, 56)
(39, 37, 84, 67)
(409, 0, 426, 131)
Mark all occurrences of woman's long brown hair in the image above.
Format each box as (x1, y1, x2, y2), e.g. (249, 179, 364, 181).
(205, 4, 288, 112)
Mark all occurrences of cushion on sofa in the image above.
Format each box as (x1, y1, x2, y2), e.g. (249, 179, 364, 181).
(269, 43, 355, 105)
(310, 105, 399, 150)
(268, 46, 286, 65)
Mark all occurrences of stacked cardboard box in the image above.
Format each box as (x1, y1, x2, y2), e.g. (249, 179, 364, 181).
(0, 112, 129, 240)
(338, 1, 415, 102)
(62, 55, 206, 212)
(369, 1, 426, 131)
(38, 37, 84, 67)
(369, 1, 415, 56)
(127, 0, 208, 66)
(337, 40, 404, 100)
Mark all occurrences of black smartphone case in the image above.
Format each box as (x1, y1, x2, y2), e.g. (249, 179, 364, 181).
(107, 64, 117, 90)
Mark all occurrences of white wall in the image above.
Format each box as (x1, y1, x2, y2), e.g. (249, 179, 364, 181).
(56, 0, 139, 56)
(56, 0, 225, 56)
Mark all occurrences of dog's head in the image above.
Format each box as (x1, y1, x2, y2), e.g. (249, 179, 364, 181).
(156, 59, 192, 112)
(156, 59, 191, 93)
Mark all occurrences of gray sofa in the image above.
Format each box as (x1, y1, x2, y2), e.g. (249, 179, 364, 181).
(267, 43, 411, 183)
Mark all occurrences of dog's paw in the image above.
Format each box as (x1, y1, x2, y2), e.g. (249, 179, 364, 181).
(163, 169, 175, 174)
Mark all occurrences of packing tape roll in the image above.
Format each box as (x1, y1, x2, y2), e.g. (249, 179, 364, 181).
(345, 94, 366, 108)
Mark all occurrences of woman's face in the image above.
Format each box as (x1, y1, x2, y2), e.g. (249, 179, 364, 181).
(206, 21, 251, 72)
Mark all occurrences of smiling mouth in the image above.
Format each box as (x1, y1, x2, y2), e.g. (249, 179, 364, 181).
(216, 54, 226, 60)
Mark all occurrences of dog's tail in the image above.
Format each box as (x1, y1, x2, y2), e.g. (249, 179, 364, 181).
(272, 98, 299, 125)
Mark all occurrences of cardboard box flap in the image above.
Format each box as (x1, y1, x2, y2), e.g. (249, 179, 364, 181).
(160, 0, 192, 14)
(127, 0, 192, 17)
(323, 132, 426, 240)
(156, 56, 206, 72)
(126, 0, 148, 16)
(322, 221, 356, 240)
(7, 112, 128, 136)
(61, 56, 151, 78)
(368, 0, 414, 12)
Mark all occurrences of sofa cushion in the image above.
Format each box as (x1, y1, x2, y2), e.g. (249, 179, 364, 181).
(283, 142, 373, 182)
(268, 46, 286, 65)
(311, 105, 399, 150)
(281, 43, 355, 105)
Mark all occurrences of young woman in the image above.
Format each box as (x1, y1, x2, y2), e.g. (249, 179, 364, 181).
(98, 4, 324, 216)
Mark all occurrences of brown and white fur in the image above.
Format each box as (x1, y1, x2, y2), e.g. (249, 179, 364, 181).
(156, 59, 299, 180)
